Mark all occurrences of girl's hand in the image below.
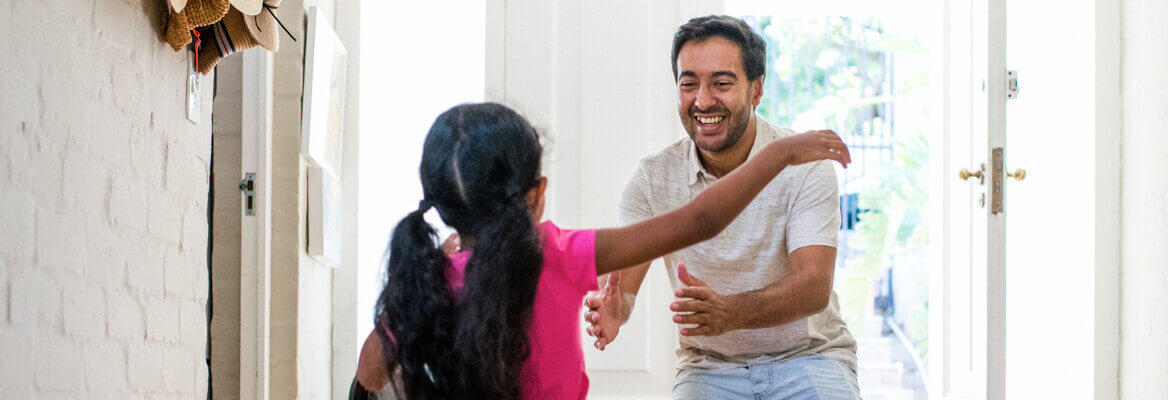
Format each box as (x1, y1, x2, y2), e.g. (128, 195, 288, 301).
(779, 130, 851, 168)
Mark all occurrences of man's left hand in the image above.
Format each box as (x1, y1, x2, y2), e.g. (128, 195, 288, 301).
(671, 262, 739, 336)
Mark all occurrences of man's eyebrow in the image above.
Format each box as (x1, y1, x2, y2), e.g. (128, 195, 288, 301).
(678, 71, 698, 79)
(712, 71, 738, 79)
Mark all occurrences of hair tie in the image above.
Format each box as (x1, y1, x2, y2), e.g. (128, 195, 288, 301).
(504, 184, 525, 200)
(417, 199, 433, 213)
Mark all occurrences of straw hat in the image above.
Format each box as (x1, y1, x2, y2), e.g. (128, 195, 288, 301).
(170, 0, 257, 15)
(196, 7, 263, 74)
(179, 0, 230, 27)
(230, 0, 263, 16)
(165, 0, 230, 51)
(243, 0, 285, 52)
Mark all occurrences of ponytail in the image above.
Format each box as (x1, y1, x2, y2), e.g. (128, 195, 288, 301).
(376, 203, 458, 399)
(376, 194, 543, 400)
(453, 191, 543, 399)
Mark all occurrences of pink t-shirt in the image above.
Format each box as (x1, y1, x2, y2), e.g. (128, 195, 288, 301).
(386, 220, 598, 399)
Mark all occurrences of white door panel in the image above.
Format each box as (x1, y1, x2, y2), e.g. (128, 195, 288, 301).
(1004, 0, 1120, 399)
(934, 0, 1006, 399)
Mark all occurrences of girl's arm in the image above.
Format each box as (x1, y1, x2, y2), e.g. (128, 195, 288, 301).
(356, 329, 391, 391)
(594, 130, 850, 275)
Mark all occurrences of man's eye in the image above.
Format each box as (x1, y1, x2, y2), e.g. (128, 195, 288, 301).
(680, 82, 697, 88)
(716, 82, 732, 87)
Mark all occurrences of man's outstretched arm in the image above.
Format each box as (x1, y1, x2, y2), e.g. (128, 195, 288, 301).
(672, 159, 841, 335)
(670, 246, 835, 336)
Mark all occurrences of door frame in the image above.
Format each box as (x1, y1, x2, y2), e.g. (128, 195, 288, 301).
(238, 49, 274, 400)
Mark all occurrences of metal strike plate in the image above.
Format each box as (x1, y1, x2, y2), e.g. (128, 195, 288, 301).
(991, 148, 1004, 214)
(240, 173, 256, 216)
(1007, 70, 1019, 99)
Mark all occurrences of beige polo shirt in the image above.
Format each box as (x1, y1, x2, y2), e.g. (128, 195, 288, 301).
(619, 115, 857, 371)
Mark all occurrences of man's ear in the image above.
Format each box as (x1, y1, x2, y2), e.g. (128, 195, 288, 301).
(750, 77, 764, 107)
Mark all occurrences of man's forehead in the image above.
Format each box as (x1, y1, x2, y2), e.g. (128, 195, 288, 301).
(676, 37, 744, 76)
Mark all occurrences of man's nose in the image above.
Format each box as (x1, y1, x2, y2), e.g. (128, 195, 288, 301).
(694, 85, 716, 111)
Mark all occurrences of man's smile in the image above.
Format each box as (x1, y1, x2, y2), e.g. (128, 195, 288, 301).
(694, 113, 728, 134)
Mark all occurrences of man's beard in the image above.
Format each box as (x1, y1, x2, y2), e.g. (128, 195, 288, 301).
(683, 104, 752, 153)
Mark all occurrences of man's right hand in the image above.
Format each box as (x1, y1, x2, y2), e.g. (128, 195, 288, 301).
(584, 270, 627, 351)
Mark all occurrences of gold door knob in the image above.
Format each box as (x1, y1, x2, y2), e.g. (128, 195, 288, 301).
(959, 168, 982, 181)
(1008, 168, 1026, 181)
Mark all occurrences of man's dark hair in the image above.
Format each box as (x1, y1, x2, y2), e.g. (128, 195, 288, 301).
(671, 15, 767, 82)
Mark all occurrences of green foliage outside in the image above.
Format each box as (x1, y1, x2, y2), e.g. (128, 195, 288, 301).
(745, 16, 934, 358)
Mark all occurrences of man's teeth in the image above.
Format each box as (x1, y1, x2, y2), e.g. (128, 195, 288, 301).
(697, 116, 724, 124)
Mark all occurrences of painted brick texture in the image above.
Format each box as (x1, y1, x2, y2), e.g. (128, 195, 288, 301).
(1, 1, 212, 398)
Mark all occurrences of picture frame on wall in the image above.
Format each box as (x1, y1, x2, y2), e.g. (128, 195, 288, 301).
(301, 5, 348, 173)
(307, 165, 343, 266)
(302, 6, 348, 266)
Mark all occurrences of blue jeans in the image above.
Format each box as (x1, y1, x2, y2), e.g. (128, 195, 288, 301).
(673, 355, 861, 400)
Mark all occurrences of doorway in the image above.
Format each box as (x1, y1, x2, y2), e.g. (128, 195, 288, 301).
(727, 5, 942, 399)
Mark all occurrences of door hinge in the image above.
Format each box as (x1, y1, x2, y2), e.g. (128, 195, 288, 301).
(1007, 70, 1019, 99)
(239, 173, 256, 216)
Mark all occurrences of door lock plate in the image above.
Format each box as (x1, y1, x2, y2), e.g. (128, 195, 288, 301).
(1007, 70, 1019, 99)
(240, 173, 256, 216)
(991, 148, 1004, 214)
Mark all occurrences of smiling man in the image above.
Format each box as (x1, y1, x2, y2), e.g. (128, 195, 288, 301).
(585, 15, 860, 400)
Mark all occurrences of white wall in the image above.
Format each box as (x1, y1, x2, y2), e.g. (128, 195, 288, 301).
(0, 1, 212, 398)
(356, 0, 486, 345)
(268, 0, 347, 398)
(1120, 0, 1168, 398)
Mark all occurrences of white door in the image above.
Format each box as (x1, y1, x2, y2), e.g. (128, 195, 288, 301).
(1003, 0, 1121, 399)
(931, 0, 1007, 399)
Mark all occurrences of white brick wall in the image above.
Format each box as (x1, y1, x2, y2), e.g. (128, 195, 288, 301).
(1, 1, 212, 398)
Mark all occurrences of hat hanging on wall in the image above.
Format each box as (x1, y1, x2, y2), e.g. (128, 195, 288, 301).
(229, 0, 264, 16)
(196, 7, 260, 74)
(244, 0, 287, 52)
(195, 1, 295, 74)
(165, 0, 230, 51)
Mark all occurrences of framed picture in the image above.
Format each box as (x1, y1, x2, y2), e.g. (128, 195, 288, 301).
(303, 6, 347, 266)
(308, 165, 343, 266)
(301, 6, 348, 173)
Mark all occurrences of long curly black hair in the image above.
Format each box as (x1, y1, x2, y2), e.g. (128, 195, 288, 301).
(375, 103, 545, 399)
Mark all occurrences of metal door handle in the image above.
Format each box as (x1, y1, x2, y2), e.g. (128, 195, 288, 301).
(1007, 168, 1026, 181)
(959, 163, 986, 184)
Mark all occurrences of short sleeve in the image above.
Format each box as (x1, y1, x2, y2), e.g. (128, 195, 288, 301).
(540, 222, 599, 293)
(619, 165, 654, 226)
(786, 161, 841, 253)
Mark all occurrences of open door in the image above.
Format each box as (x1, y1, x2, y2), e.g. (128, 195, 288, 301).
(931, 0, 1006, 399)
(932, 0, 1008, 398)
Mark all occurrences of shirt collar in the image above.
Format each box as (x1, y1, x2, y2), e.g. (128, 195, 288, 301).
(686, 114, 775, 186)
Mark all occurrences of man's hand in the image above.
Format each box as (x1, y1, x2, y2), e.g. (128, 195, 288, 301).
(584, 271, 626, 350)
(671, 263, 739, 336)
